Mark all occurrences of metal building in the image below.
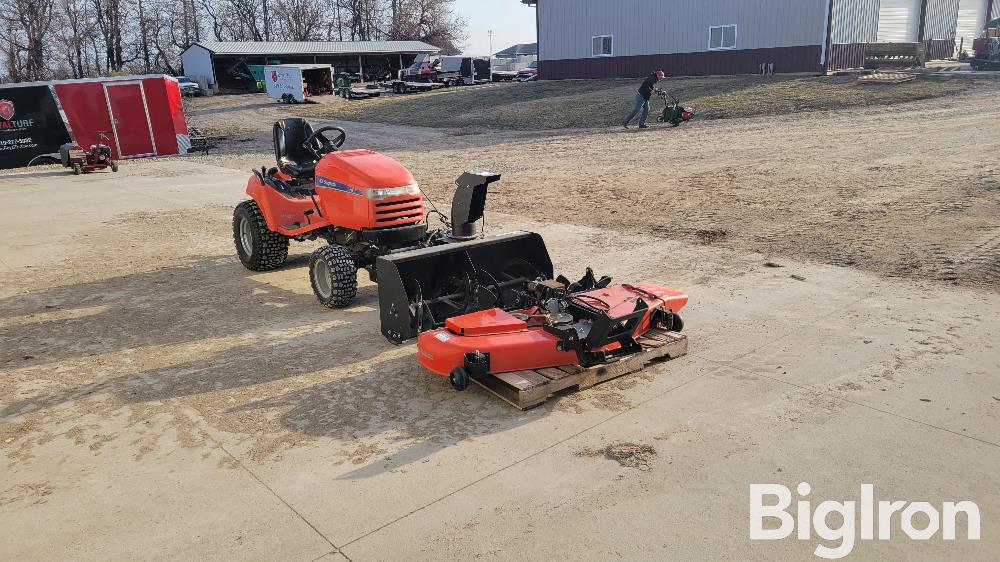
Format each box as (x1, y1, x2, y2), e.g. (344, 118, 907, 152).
(181, 41, 440, 92)
(523, 0, 985, 79)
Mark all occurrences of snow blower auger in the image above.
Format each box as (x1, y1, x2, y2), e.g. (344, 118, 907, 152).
(234, 117, 553, 343)
(416, 269, 688, 396)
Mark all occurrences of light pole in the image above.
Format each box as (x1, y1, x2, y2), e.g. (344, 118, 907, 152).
(488, 30, 494, 55)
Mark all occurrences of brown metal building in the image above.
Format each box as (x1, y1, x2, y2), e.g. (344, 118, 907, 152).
(523, 0, 999, 79)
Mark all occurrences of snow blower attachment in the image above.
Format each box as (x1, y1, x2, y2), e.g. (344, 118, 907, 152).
(376, 232, 554, 343)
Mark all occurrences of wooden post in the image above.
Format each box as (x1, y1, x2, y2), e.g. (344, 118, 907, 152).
(917, 0, 929, 43)
(823, 0, 835, 70)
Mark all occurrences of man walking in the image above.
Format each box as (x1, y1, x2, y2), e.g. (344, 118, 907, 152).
(623, 70, 665, 129)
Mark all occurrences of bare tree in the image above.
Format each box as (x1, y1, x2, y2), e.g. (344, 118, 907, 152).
(0, 0, 468, 81)
(272, 0, 325, 41)
(1, 0, 57, 80)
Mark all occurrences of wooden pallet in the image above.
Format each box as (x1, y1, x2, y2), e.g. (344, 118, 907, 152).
(470, 329, 688, 410)
(857, 72, 917, 84)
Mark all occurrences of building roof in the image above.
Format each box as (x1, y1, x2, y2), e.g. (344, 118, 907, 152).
(190, 41, 440, 56)
(495, 43, 537, 57)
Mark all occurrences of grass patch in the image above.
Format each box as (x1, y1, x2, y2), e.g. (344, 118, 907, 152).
(303, 74, 968, 131)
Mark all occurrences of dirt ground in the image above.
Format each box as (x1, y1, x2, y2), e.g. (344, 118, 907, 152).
(188, 74, 974, 132)
(2, 77, 1000, 560)
(187, 79, 1000, 291)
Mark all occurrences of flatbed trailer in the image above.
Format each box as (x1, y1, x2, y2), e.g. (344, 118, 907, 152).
(336, 86, 383, 100)
(389, 80, 443, 94)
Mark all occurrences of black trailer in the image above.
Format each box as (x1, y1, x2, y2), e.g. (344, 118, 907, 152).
(0, 84, 73, 168)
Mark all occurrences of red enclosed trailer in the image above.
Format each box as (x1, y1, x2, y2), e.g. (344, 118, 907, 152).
(0, 74, 189, 169)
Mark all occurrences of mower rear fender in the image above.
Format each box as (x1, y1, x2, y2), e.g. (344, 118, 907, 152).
(246, 175, 326, 237)
(376, 232, 554, 343)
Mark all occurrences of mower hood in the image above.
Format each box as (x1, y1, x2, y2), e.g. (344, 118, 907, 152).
(317, 149, 416, 189)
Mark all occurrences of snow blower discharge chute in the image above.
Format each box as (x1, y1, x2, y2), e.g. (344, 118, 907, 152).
(233, 118, 687, 391)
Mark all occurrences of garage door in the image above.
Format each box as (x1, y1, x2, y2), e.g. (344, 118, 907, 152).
(877, 0, 921, 42)
(956, 0, 988, 55)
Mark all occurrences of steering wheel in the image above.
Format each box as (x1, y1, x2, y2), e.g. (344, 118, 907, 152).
(303, 126, 347, 159)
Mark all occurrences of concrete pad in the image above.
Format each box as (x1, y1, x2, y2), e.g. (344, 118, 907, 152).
(0, 409, 334, 561)
(342, 367, 1000, 560)
(2, 160, 998, 561)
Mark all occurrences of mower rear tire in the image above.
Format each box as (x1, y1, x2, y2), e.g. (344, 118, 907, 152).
(310, 245, 358, 308)
(450, 367, 470, 391)
(111, 162, 119, 173)
(72, 164, 82, 175)
(233, 200, 289, 271)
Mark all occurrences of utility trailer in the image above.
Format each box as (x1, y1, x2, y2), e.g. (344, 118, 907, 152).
(264, 64, 334, 103)
(0, 75, 189, 170)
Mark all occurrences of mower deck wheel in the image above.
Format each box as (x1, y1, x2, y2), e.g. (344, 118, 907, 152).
(450, 367, 470, 391)
(309, 245, 358, 308)
(233, 200, 289, 271)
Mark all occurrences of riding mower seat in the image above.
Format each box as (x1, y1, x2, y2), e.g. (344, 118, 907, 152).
(273, 118, 321, 181)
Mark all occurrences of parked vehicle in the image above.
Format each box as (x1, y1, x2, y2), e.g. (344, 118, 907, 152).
(264, 64, 334, 103)
(517, 61, 538, 81)
(174, 75, 203, 96)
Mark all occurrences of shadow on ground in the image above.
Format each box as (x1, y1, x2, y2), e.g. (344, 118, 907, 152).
(0, 253, 552, 477)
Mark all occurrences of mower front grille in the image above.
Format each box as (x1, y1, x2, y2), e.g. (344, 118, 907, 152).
(375, 197, 424, 225)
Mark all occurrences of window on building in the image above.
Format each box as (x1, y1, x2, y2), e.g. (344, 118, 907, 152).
(592, 35, 613, 57)
(709, 25, 737, 50)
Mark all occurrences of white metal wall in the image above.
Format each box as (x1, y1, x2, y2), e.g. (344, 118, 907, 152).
(956, 0, 990, 53)
(831, 0, 881, 43)
(537, 0, 828, 61)
(180, 45, 216, 87)
(877, 0, 922, 41)
(924, 0, 961, 39)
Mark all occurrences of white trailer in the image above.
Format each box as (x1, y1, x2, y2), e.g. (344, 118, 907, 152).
(264, 64, 333, 103)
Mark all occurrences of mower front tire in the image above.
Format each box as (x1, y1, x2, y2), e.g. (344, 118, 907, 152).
(111, 162, 119, 173)
(310, 245, 358, 308)
(72, 164, 82, 175)
(450, 367, 470, 391)
(233, 200, 289, 271)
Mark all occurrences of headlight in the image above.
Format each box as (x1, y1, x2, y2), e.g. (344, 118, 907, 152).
(365, 183, 420, 201)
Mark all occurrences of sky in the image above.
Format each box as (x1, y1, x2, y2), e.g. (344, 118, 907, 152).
(452, 0, 537, 55)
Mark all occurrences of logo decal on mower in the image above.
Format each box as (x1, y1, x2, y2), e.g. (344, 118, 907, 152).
(0, 100, 14, 121)
(316, 176, 362, 196)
